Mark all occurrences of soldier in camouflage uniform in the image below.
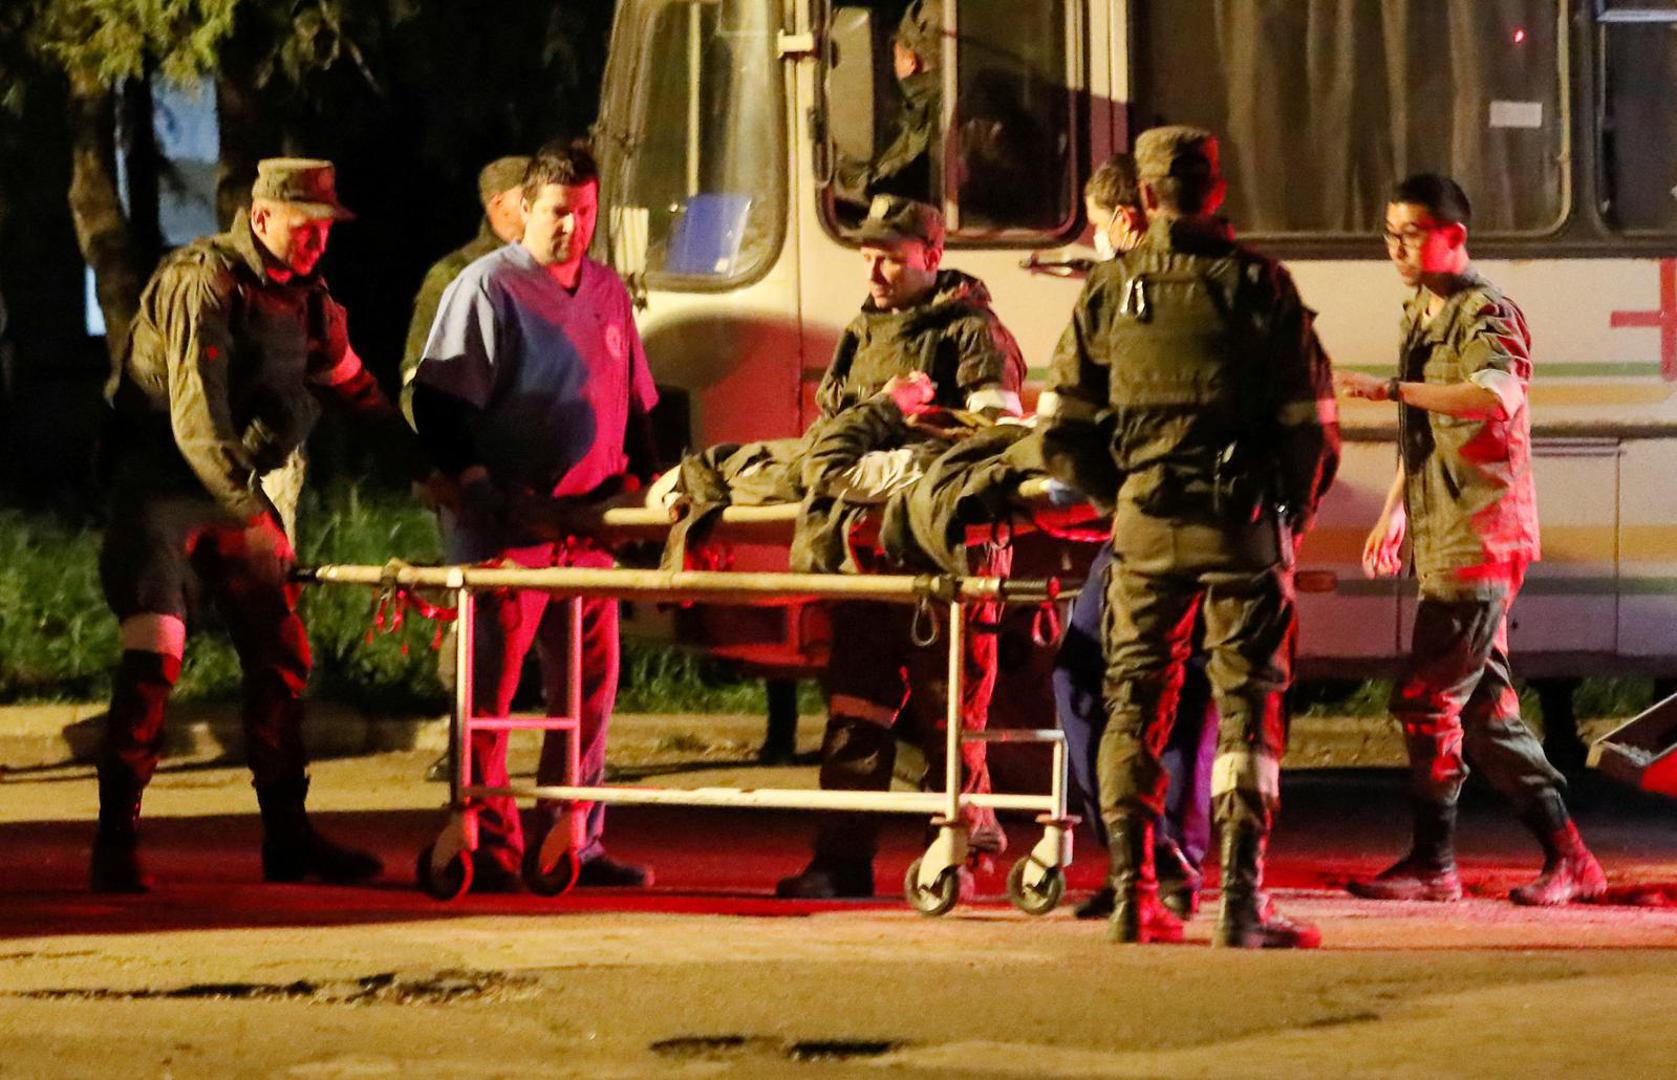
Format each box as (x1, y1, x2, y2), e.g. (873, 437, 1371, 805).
(95, 159, 432, 893)
(1041, 127, 1339, 947)
(1052, 153, 1220, 923)
(400, 155, 529, 422)
(1337, 173, 1604, 908)
(833, 1, 941, 206)
(776, 195, 1027, 900)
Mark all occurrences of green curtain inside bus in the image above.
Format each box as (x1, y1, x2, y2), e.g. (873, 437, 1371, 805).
(1134, 0, 1565, 236)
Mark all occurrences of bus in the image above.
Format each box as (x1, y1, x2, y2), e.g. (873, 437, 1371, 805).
(589, 0, 1677, 734)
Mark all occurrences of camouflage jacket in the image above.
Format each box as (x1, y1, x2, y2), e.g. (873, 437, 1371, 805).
(1397, 269, 1541, 576)
(816, 268, 1025, 420)
(834, 70, 940, 204)
(1041, 217, 1340, 527)
(106, 210, 415, 519)
(400, 219, 504, 420)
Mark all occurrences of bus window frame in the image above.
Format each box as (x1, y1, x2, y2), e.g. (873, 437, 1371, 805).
(813, 0, 1089, 250)
(1591, 2, 1677, 239)
(602, 0, 791, 295)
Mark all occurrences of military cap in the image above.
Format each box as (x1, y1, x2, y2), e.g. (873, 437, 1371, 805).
(1133, 126, 1220, 183)
(477, 155, 532, 208)
(894, 0, 942, 61)
(251, 158, 355, 221)
(857, 194, 945, 250)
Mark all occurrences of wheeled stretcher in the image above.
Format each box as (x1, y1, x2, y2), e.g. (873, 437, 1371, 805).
(297, 556, 1082, 916)
(1590, 690, 1677, 798)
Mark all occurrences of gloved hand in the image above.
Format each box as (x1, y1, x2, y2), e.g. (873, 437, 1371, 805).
(244, 511, 297, 584)
(881, 371, 934, 416)
(412, 469, 460, 514)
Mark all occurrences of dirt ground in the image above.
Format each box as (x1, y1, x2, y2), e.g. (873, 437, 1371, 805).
(2, 715, 1675, 1079)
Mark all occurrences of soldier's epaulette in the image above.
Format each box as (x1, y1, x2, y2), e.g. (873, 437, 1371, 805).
(157, 238, 243, 288)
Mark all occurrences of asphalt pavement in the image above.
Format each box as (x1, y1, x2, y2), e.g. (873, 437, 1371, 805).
(1, 740, 1675, 1078)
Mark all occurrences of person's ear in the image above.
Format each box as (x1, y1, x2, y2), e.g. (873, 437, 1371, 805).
(1139, 181, 1162, 215)
(924, 245, 943, 274)
(1444, 221, 1469, 251)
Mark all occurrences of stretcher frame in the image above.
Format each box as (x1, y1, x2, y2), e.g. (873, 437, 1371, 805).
(301, 561, 1079, 915)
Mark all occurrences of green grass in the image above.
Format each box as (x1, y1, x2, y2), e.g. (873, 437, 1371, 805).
(0, 487, 821, 715)
(0, 492, 1661, 719)
(0, 509, 114, 702)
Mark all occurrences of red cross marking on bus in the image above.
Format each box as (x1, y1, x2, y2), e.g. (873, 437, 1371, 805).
(1610, 258, 1677, 381)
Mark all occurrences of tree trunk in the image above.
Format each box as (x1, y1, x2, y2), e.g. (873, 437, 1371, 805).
(65, 68, 144, 362)
(121, 73, 163, 263)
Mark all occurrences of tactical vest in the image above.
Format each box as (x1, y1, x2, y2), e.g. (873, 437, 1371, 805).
(1102, 243, 1275, 519)
(105, 225, 327, 498)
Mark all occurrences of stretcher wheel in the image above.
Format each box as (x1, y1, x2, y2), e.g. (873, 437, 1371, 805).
(1006, 857, 1065, 916)
(904, 857, 964, 917)
(416, 842, 472, 901)
(522, 846, 580, 897)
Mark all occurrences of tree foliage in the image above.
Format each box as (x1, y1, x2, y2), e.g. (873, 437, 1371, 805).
(30, 0, 237, 90)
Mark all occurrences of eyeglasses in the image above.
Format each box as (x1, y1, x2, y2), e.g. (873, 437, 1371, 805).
(1381, 224, 1437, 249)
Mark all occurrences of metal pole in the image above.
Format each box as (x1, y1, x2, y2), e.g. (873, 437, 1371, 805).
(945, 599, 963, 824)
(452, 583, 474, 808)
(686, 2, 702, 197)
(567, 594, 585, 850)
(1050, 735, 1066, 821)
(301, 564, 1048, 606)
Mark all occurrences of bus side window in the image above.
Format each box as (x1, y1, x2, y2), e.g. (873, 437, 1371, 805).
(820, 0, 1080, 242)
(950, 1, 1077, 235)
(1598, 3, 1677, 233)
(1132, 1, 1567, 238)
(826, 7, 881, 167)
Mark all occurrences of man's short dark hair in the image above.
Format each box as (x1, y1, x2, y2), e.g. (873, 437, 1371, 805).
(1085, 153, 1139, 213)
(1150, 174, 1217, 216)
(1390, 173, 1472, 228)
(522, 139, 599, 202)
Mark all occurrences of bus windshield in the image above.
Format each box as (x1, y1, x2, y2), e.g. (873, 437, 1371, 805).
(597, 0, 787, 290)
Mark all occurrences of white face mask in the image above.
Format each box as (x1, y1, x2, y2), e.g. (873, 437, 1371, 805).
(1093, 228, 1117, 262)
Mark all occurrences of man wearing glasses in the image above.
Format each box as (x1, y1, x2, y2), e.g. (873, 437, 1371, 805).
(1336, 173, 1605, 907)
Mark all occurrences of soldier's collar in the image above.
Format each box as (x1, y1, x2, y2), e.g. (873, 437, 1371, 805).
(1408, 265, 1490, 341)
(899, 70, 940, 106)
(227, 209, 273, 280)
(1144, 215, 1233, 251)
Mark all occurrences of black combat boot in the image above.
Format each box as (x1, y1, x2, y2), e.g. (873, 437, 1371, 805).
(1510, 794, 1605, 906)
(1346, 800, 1463, 902)
(256, 777, 384, 884)
(1107, 816, 1183, 944)
(91, 650, 178, 894)
(774, 857, 876, 899)
(777, 715, 894, 900)
(90, 767, 150, 894)
(1074, 884, 1116, 920)
(1156, 837, 1203, 920)
(1214, 821, 1320, 949)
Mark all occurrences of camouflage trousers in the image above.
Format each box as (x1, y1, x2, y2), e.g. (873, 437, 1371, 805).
(813, 561, 1006, 862)
(1098, 544, 1295, 837)
(1391, 564, 1564, 812)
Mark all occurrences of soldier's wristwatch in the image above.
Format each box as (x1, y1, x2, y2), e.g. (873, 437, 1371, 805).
(1385, 377, 1402, 403)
